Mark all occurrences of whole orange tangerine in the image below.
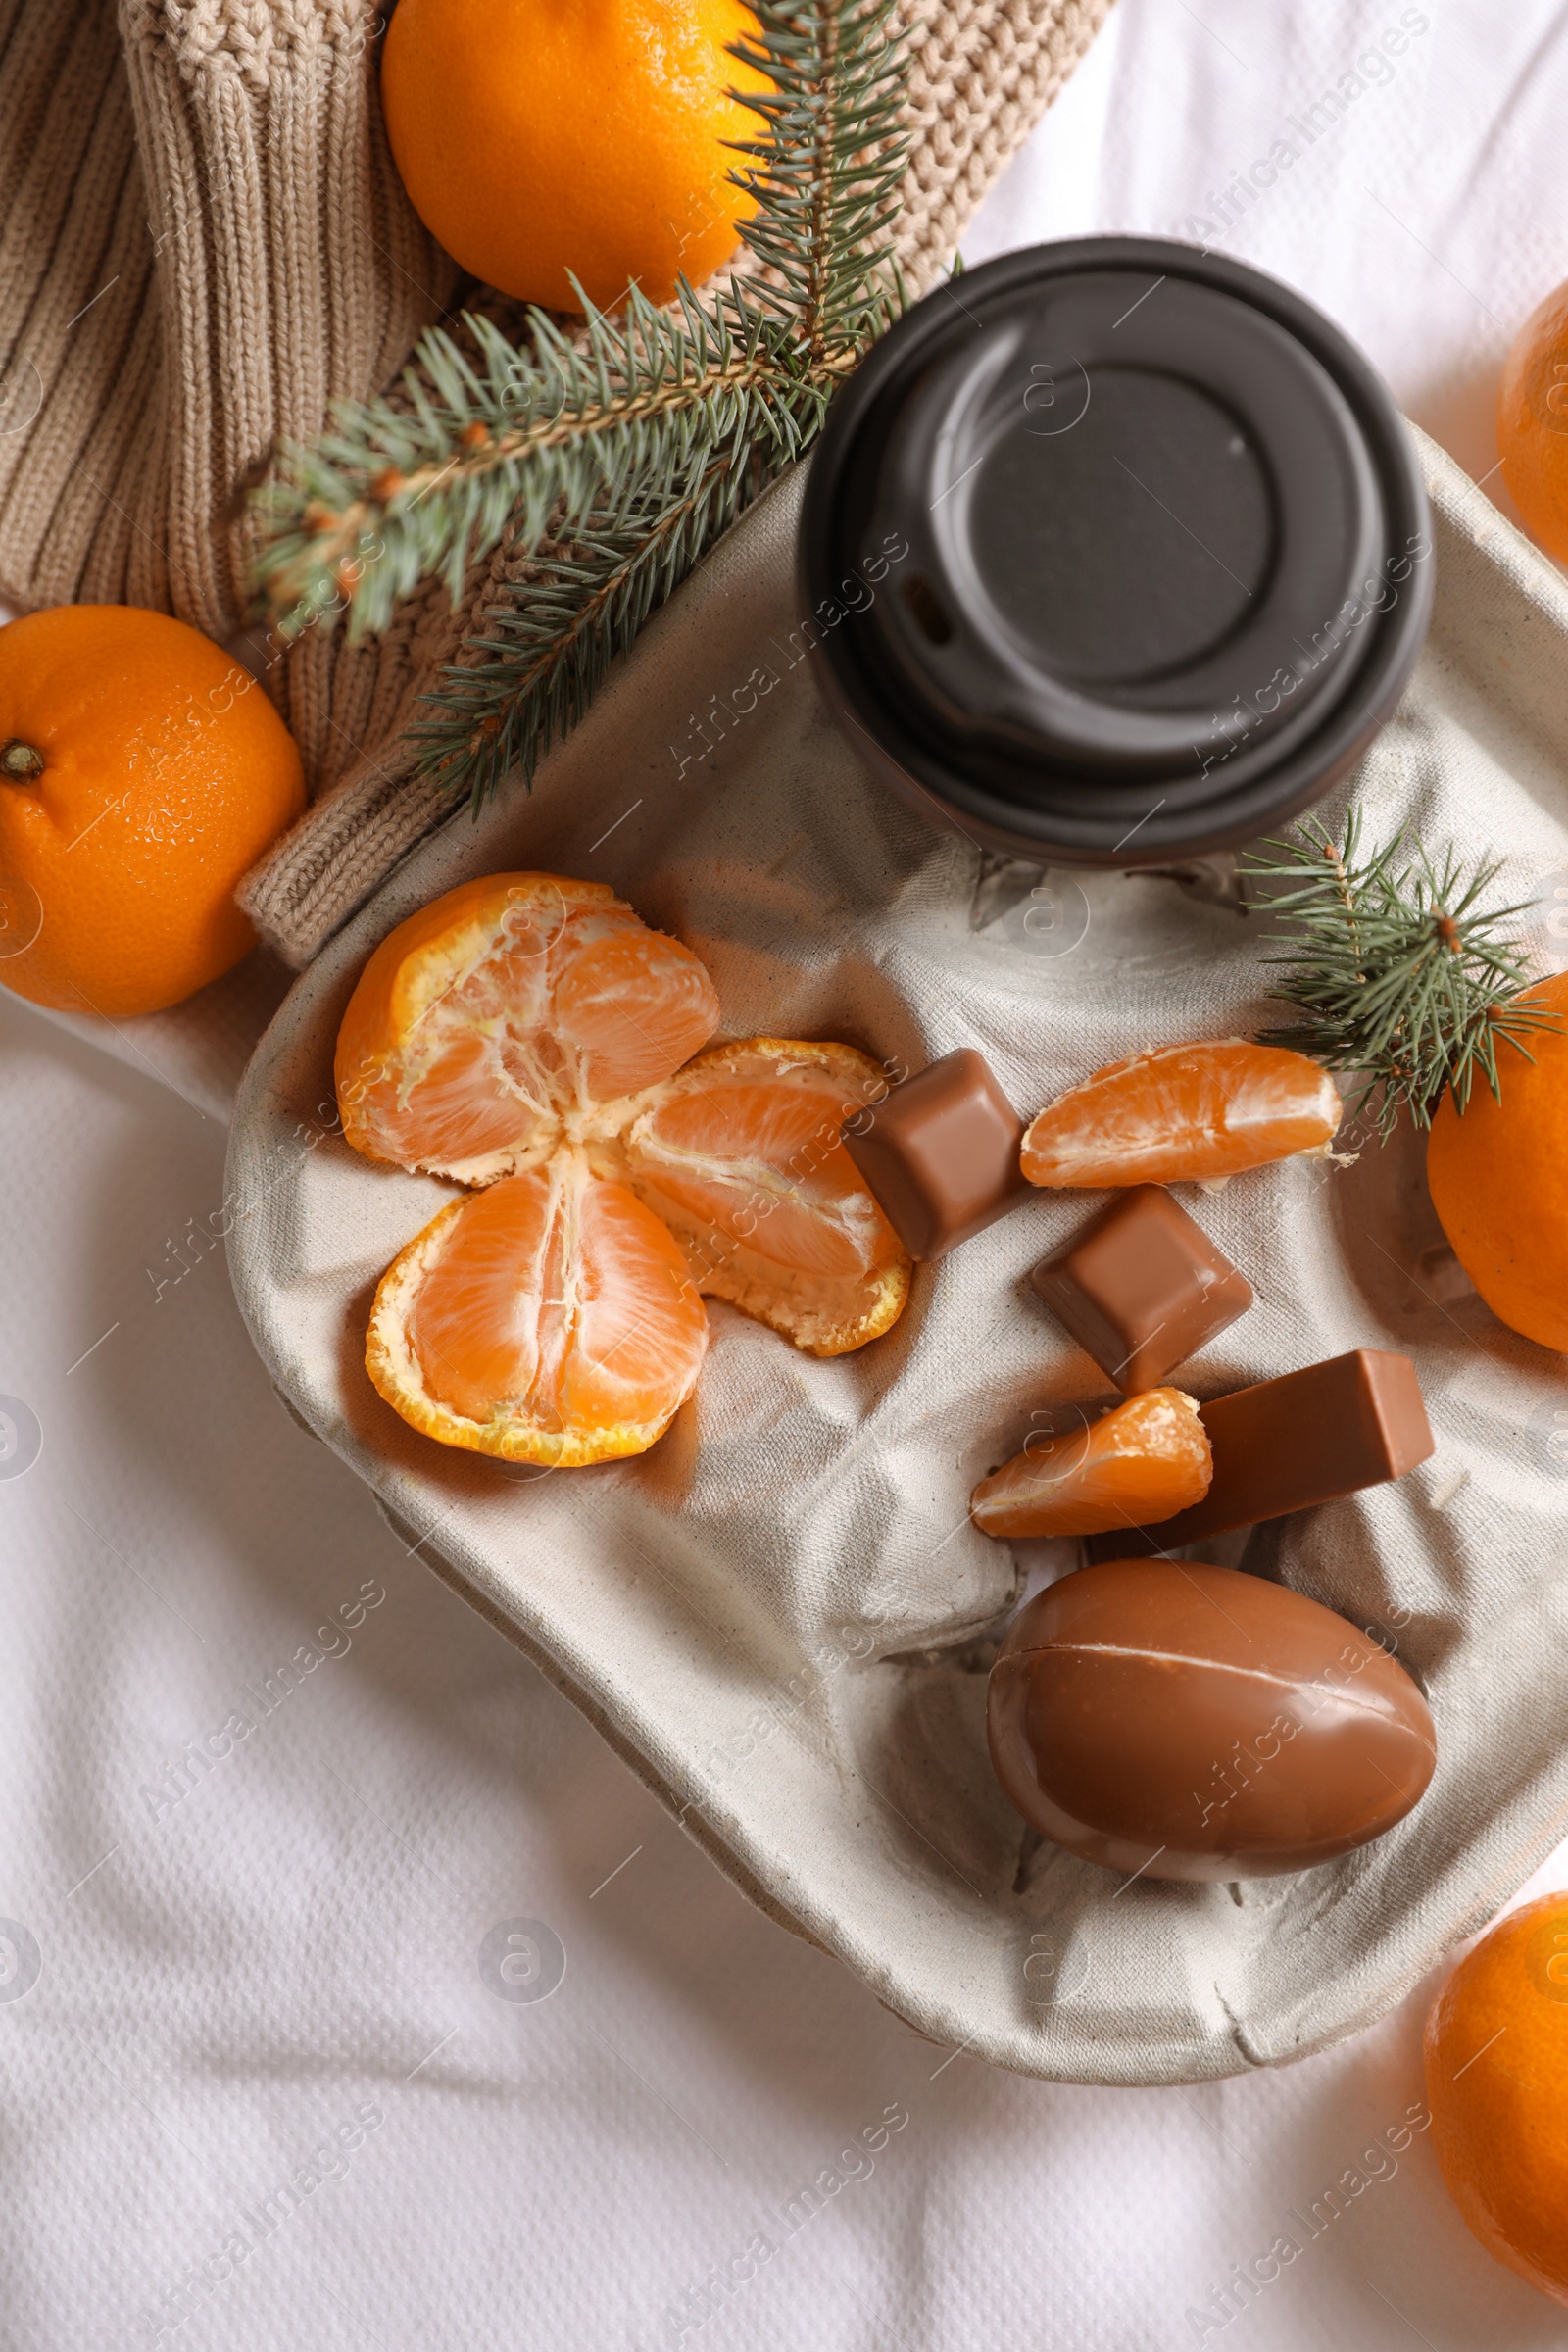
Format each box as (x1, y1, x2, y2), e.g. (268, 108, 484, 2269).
(381, 0, 764, 315)
(1426, 972, 1568, 1351)
(1497, 278, 1568, 566)
(0, 606, 304, 1019)
(1425, 1890, 1568, 2305)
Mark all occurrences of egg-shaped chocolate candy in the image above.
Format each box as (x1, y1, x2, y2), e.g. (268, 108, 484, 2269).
(988, 1557, 1436, 1882)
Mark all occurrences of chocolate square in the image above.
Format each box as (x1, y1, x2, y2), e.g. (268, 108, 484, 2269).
(841, 1047, 1028, 1260)
(1031, 1184, 1253, 1393)
(1086, 1348, 1437, 1557)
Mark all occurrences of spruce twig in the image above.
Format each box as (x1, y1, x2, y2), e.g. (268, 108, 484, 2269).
(407, 458, 744, 802)
(248, 284, 820, 641)
(1246, 813, 1562, 1136)
(245, 0, 911, 808)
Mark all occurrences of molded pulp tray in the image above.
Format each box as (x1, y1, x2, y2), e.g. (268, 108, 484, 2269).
(227, 437, 1568, 2085)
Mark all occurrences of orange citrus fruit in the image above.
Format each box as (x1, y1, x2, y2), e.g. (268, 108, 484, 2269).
(0, 605, 304, 1019)
(1426, 972, 1568, 1351)
(970, 1388, 1211, 1539)
(1497, 278, 1568, 567)
(341, 872, 911, 1463)
(1020, 1040, 1342, 1189)
(381, 0, 764, 315)
(1425, 1890, 1568, 2305)
(620, 1037, 911, 1354)
(369, 1153, 710, 1464)
(335, 871, 722, 1182)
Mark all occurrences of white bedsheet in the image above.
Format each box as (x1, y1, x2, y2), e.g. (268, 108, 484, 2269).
(5, 4, 1568, 2345)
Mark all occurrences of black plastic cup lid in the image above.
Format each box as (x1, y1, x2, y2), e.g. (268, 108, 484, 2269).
(799, 238, 1433, 865)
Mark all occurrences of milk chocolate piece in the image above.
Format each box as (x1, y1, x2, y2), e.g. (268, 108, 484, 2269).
(841, 1047, 1028, 1259)
(1031, 1185, 1253, 1393)
(988, 1556, 1438, 1881)
(1086, 1348, 1434, 1557)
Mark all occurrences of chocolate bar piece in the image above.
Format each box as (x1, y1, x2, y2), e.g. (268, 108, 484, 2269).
(841, 1047, 1028, 1260)
(1086, 1348, 1434, 1556)
(1031, 1185, 1253, 1393)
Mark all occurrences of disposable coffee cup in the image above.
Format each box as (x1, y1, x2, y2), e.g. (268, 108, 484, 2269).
(799, 236, 1433, 867)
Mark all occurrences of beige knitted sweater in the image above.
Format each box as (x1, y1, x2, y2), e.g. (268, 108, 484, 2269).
(0, 0, 1112, 965)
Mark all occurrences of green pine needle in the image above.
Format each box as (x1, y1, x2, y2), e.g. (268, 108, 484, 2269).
(726, 0, 909, 357)
(247, 280, 820, 642)
(407, 457, 746, 806)
(1246, 812, 1561, 1137)
(244, 0, 911, 810)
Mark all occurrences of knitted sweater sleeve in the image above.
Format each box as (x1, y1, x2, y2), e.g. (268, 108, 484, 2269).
(0, 0, 457, 755)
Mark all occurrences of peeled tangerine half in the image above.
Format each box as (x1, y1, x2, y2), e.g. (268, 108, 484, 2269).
(368, 1151, 710, 1465)
(336, 871, 722, 1183)
(1020, 1040, 1341, 1189)
(620, 1039, 910, 1357)
(343, 874, 912, 1464)
(970, 1388, 1212, 1540)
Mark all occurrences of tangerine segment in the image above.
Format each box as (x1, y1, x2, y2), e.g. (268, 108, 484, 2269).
(970, 1388, 1212, 1539)
(618, 1039, 912, 1357)
(335, 872, 719, 1183)
(367, 1153, 709, 1465)
(1020, 1041, 1341, 1188)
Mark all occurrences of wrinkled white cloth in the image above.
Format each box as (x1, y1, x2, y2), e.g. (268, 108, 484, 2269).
(8, 3, 1568, 2346)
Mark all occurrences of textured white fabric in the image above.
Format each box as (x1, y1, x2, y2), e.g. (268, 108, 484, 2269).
(8, 2, 1568, 2344)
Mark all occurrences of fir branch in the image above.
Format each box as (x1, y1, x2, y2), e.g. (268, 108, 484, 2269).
(399, 0, 910, 806)
(248, 285, 815, 640)
(408, 454, 747, 808)
(246, 0, 910, 655)
(726, 0, 910, 358)
(1246, 812, 1562, 1136)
